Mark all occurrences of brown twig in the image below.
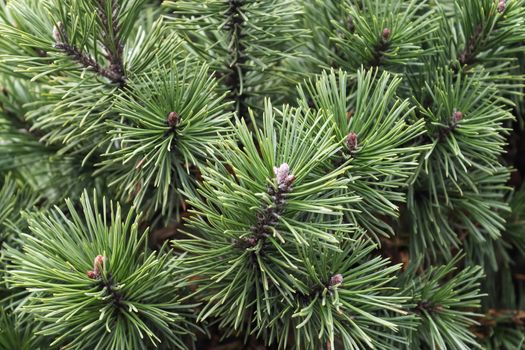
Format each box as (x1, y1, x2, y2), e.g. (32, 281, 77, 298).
(223, 0, 248, 119)
(52, 0, 126, 86)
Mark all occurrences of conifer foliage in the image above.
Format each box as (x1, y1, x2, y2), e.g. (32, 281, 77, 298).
(5, 191, 200, 349)
(0, 0, 524, 349)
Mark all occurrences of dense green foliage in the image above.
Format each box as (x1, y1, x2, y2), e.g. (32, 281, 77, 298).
(0, 0, 524, 349)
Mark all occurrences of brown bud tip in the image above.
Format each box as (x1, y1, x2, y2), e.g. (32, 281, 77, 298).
(346, 111, 353, 121)
(382, 27, 391, 40)
(452, 111, 463, 123)
(330, 274, 343, 287)
(346, 132, 358, 153)
(497, 0, 506, 13)
(166, 112, 180, 128)
(93, 255, 105, 274)
(87, 270, 98, 279)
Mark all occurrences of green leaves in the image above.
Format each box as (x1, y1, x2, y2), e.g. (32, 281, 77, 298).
(4, 190, 200, 349)
(407, 68, 513, 262)
(450, 0, 525, 70)
(400, 256, 485, 350)
(408, 168, 511, 261)
(0, 308, 49, 350)
(302, 0, 436, 73)
(184, 100, 355, 248)
(0, 174, 39, 247)
(164, 0, 305, 66)
(0, 0, 151, 81)
(164, 0, 308, 114)
(98, 61, 232, 220)
(0, 0, 182, 155)
(172, 100, 412, 346)
(0, 0, 523, 348)
(269, 239, 409, 350)
(298, 68, 426, 238)
(417, 70, 512, 179)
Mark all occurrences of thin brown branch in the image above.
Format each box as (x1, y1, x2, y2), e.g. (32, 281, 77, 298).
(54, 41, 124, 83)
(95, 0, 125, 83)
(474, 308, 525, 339)
(52, 0, 126, 86)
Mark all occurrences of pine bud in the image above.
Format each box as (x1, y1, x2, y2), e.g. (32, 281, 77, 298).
(329, 274, 343, 287)
(452, 111, 463, 124)
(166, 111, 180, 128)
(346, 132, 358, 153)
(52, 22, 65, 44)
(93, 255, 105, 274)
(87, 255, 105, 279)
(497, 0, 506, 13)
(382, 27, 391, 41)
(273, 163, 296, 191)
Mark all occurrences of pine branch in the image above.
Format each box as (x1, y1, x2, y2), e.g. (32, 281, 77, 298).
(311, 0, 435, 74)
(95, 0, 125, 84)
(87, 256, 125, 309)
(447, 0, 525, 75)
(368, 28, 392, 68)
(0, 87, 44, 139)
(475, 308, 525, 347)
(238, 164, 295, 248)
(434, 110, 463, 140)
(4, 190, 202, 349)
(1, 0, 525, 348)
(0, 174, 39, 248)
(173, 102, 357, 340)
(0, 307, 49, 350)
(298, 68, 426, 238)
(164, 0, 307, 110)
(395, 256, 485, 350)
(97, 61, 232, 221)
(223, 0, 248, 119)
(479, 308, 525, 328)
(458, 24, 483, 67)
(52, 10, 125, 86)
